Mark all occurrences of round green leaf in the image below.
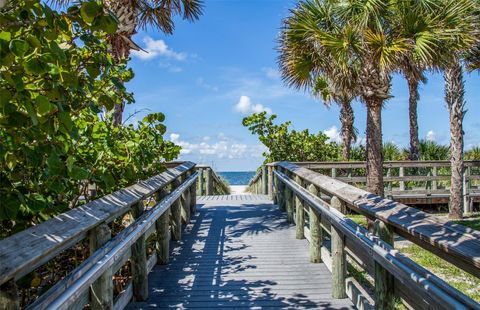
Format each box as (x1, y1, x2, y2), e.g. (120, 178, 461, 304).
(9, 39, 29, 57)
(36, 95, 57, 116)
(80, 2, 101, 24)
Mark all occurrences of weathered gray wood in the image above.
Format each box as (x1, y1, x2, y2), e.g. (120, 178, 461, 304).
(276, 168, 285, 211)
(331, 196, 346, 299)
(373, 220, 394, 310)
(268, 165, 274, 200)
(189, 178, 197, 215)
(180, 173, 191, 224)
(276, 161, 480, 279)
(0, 162, 195, 286)
(0, 280, 19, 310)
(285, 175, 294, 223)
(155, 188, 170, 265)
(206, 168, 213, 196)
(331, 167, 337, 178)
(262, 166, 268, 195)
(170, 178, 182, 241)
(89, 224, 113, 310)
(399, 167, 405, 191)
(295, 175, 305, 240)
(308, 184, 322, 263)
(198, 168, 204, 196)
(127, 195, 354, 310)
(130, 202, 148, 301)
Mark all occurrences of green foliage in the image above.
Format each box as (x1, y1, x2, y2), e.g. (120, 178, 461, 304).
(418, 140, 450, 160)
(465, 146, 480, 160)
(0, 1, 180, 237)
(242, 112, 342, 163)
(383, 142, 407, 161)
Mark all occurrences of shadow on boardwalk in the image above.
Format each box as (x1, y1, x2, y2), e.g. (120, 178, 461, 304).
(127, 199, 354, 309)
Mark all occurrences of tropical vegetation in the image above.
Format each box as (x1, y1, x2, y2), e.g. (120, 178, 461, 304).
(0, 0, 181, 237)
(278, 0, 479, 218)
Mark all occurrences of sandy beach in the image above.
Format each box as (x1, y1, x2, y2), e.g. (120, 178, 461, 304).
(229, 185, 247, 194)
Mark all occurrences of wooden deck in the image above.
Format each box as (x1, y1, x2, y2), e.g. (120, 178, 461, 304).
(127, 194, 354, 309)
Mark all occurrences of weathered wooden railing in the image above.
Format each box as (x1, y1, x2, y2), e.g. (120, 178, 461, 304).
(247, 165, 274, 195)
(296, 160, 480, 211)
(195, 165, 230, 195)
(0, 162, 198, 310)
(269, 161, 480, 310)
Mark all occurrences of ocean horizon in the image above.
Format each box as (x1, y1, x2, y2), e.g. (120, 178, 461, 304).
(218, 171, 256, 185)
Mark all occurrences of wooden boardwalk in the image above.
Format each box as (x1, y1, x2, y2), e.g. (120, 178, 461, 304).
(127, 194, 354, 309)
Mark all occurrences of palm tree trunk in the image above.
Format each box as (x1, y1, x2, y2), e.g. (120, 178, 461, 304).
(444, 59, 465, 219)
(339, 100, 355, 160)
(366, 101, 384, 197)
(407, 77, 421, 160)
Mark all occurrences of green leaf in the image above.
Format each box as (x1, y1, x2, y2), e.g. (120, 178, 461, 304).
(9, 39, 29, 57)
(98, 95, 114, 110)
(0, 193, 21, 220)
(36, 95, 57, 116)
(80, 2, 101, 24)
(28, 194, 47, 212)
(0, 89, 12, 109)
(58, 111, 74, 131)
(86, 63, 100, 78)
(70, 166, 89, 180)
(48, 179, 66, 193)
(24, 58, 48, 75)
(23, 100, 39, 126)
(97, 15, 118, 34)
(0, 31, 11, 42)
(47, 152, 65, 176)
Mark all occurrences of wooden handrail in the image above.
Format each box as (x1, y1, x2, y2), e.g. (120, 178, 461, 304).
(273, 164, 480, 309)
(0, 162, 198, 309)
(294, 160, 480, 168)
(195, 166, 230, 195)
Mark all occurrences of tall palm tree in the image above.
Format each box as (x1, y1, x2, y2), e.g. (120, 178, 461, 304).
(53, 0, 203, 125)
(278, 1, 358, 161)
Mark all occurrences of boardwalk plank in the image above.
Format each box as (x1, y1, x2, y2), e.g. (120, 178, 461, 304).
(127, 195, 354, 310)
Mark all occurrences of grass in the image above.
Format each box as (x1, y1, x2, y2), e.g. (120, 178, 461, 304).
(346, 212, 480, 303)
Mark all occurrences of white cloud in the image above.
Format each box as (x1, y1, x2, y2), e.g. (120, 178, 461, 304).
(169, 133, 265, 159)
(262, 67, 280, 79)
(131, 36, 187, 61)
(234, 96, 272, 115)
(323, 126, 342, 143)
(196, 78, 219, 92)
(426, 130, 436, 141)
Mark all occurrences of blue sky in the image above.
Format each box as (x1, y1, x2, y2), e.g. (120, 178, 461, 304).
(125, 0, 480, 172)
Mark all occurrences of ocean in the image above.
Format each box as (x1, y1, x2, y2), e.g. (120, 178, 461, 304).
(217, 171, 256, 185)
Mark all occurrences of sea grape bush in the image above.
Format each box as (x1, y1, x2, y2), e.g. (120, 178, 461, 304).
(0, 1, 180, 237)
(242, 112, 342, 163)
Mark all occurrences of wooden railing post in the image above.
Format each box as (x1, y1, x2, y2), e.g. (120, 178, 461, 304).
(268, 165, 274, 200)
(262, 166, 268, 195)
(155, 188, 170, 265)
(198, 168, 204, 196)
(463, 167, 470, 214)
(190, 171, 197, 215)
(399, 167, 405, 191)
(295, 175, 305, 239)
(308, 184, 322, 263)
(0, 279, 19, 310)
(131, 201, 148, 301)
(330, 196, 346, 299)
(89, 223, 113, 309)
(276, 168, 285, 211)
(171, 177, 182, 241)
(181, 172, 191, 224)
(374, 219, 395, 310)
(285, 172, 294, 223)
(331, 167, 337, 178)
(432, 166, 438, 190)
(386, 168, 392, 195)
(206, 168, 213, 196)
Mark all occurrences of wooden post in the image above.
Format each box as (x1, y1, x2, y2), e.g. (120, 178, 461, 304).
(374, 219, 395, 310)
(331, 196, 346, 299)
(432, 166, 438, 190)
(268, 165, 274, 200)
(181, 172, 191, 224)
(198, 168, 204, 196)
(295, 175, 305, 239)
(463, 167, 470, 214)
(386, 168, 392, 195)
(155, 188, 170, 265)
(131, 202, 148, 301)
(399, 167, 405, 191)
(276, 168, 285, 211)
(171, 177, 182, 241)
(331, 168, 337, 178)
(206, 168, 213, 196)
(190, 172, 197, 214)
(262, 166, 268, 195)
(0, 280, 19, 310)
(285, 175, 294, 223)
(89, 223, 113, 309)
(308, 184, 322, 263)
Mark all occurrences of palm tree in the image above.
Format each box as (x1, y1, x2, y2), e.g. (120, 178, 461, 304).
(53, 0, 203, 125)
(278, 1, 359, 161)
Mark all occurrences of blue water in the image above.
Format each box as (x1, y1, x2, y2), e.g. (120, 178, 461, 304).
(218, 171, 256, 185)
